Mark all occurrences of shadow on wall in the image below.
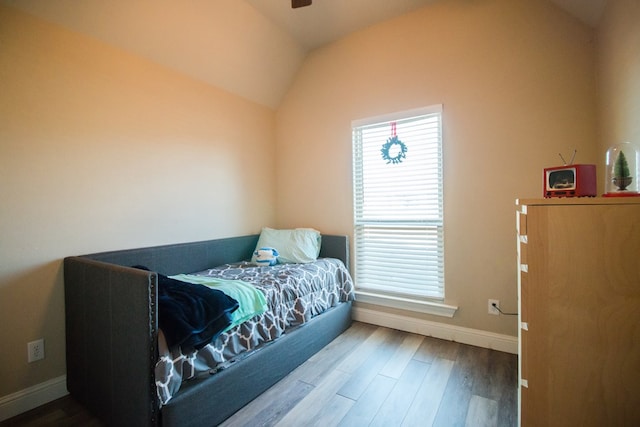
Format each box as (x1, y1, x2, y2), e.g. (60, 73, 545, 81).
(0, 260, 66, 396)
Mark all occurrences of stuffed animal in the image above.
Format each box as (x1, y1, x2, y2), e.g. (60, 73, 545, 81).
(252, 247, 279, 266)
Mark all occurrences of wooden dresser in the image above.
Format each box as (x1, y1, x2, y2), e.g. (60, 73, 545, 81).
(516, 198, 640, 426)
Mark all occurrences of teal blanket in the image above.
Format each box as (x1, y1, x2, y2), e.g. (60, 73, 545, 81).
(169, 274, 268, 331)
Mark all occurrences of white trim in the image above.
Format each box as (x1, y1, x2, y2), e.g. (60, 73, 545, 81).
(355, 291, 458, 318)
(353, 306, 518, 354)
(0, 375, 68, 422)
(351, 104, 443, 127)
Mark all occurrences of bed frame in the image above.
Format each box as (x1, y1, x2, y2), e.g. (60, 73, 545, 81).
(64, 234, 352, 427)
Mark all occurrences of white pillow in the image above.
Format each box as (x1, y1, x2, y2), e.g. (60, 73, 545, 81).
(252, 228, 321, 264)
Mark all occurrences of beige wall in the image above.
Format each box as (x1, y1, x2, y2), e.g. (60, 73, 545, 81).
(0, 5, 276, 396)
(276, 0, 598, 336)
(597, 0, 640, 165)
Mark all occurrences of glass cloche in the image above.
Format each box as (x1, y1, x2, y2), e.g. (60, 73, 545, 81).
(603, 141, 640, 196)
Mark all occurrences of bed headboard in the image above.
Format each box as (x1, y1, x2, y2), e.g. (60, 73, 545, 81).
(81, 234, 349, 275)
(82, 235, 258, 276)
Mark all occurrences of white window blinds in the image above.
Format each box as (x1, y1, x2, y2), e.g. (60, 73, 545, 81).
(352, 105, 444, 300)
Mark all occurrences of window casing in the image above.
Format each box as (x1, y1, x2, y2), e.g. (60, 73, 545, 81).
(352, 105, 444, 300)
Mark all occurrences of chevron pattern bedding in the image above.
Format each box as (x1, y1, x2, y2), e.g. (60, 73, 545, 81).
(155, 258, 355, 404)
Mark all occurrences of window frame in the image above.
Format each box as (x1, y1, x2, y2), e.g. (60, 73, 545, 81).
(352, 105, 456, 316)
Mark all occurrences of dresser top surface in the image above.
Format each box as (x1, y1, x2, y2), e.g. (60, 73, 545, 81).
(516, 197, 640, 207)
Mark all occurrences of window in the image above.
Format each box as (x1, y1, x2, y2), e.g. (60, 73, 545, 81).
(352, 105, 444, 301)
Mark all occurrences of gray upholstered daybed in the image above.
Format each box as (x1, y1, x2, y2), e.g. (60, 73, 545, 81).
(64, 234, 353, 426)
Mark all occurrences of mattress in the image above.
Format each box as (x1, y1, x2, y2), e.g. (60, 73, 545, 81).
(155, 258, 355, 404)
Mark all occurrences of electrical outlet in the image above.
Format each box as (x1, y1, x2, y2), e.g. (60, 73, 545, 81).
(488, 299, 500, 315)
(28, 339, 45, 363)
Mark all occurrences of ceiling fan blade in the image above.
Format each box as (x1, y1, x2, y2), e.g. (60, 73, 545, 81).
(292, 0, 312, 8)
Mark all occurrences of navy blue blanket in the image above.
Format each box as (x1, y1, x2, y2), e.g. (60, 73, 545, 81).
(134, 266, 239, 350)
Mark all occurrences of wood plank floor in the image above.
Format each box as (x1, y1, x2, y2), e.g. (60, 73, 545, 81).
(1, 322, 517, 427)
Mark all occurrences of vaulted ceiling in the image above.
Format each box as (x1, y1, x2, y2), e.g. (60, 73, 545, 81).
(1, 0, 607, 108)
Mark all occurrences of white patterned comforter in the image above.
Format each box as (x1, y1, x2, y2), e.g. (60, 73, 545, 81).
(155, 258, 355, 405)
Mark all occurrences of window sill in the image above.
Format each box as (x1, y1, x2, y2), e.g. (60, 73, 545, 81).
(354, 291, 458, 318)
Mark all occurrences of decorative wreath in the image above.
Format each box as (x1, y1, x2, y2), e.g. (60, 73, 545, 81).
(381, 135, 407, 164)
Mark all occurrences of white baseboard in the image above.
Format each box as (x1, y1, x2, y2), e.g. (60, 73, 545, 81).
(0, 375, 68, 422)
(353, 306, 518, 354)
